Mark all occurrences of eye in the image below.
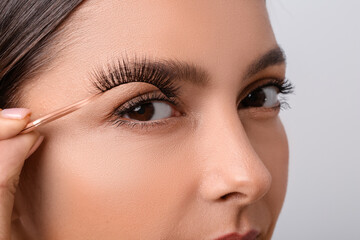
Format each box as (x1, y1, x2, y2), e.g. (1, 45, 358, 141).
(240, 85, 280, 109)
(122, 101, 174, 121)
(110, 91, 182, 128)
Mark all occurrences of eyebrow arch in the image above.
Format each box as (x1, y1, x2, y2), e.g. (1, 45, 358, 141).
(160, 59, 210, 87)
(244, 46, 286, 79)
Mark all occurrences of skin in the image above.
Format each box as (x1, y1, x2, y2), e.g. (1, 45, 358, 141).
(0, 108, 43, 239)
(6, 0, 288, 239)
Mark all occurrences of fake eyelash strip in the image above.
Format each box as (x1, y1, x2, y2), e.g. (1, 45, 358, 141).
(260, 78, 294, 95)
(275, 78, 294, 95)
(89, 56, 182, 99)
(275, 78, 294, 110)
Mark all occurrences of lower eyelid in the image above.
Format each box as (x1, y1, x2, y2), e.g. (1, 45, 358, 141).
(239, 104, 281, 112)
(238, 105, 281, 120)
(109, 114, 187, 134)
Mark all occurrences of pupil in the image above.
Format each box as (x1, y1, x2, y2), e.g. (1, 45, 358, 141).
(127, 102, 155, 121)
(243, 89, 266, 107)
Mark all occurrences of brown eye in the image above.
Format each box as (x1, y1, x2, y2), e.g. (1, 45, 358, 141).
(121, 101, 173, 121)
(240, 86, 279, 108)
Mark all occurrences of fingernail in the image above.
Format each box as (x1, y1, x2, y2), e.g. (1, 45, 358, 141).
(26, 136, 44, 159)
(0, 108, 31, 119)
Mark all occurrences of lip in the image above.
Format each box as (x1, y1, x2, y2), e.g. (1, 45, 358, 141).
(213, 230, 260, 240)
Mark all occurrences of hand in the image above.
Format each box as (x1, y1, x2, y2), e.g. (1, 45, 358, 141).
(0, 108, 44, 240)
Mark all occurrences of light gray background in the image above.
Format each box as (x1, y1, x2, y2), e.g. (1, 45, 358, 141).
(267, 1, 360, 239)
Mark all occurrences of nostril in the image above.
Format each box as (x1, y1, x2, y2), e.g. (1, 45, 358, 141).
(220, 192, 243, 201)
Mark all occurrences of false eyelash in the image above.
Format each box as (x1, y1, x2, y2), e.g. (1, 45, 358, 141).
(278, 78, 294, 95)
(89, 56, 181, 99)
(260, 78, 294, 95)
(272, 78, 294, 110)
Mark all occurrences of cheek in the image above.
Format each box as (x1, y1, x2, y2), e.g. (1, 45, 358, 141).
(28, 124, 197, 238)
(243, 117, 289, 217)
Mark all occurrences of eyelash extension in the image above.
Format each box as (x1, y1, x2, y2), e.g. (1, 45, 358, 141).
(260, 78, 294, 95)
(89, 55, 182, 99)
(277, 78, 294, 110)
(269, 78, 294, 110)
(110, 91, 181, 129)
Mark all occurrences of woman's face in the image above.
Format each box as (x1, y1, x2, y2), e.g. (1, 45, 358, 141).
(16, 0, 288, 239)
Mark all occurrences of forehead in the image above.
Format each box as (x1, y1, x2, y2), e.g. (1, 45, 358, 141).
(23, 0, 276, 110)
(59, 0, 275, 71)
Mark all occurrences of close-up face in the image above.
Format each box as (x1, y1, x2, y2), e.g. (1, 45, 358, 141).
(14, 0, 289, 239)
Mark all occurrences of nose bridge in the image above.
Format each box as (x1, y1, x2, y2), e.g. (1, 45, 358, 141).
(198, 99, 272, 205)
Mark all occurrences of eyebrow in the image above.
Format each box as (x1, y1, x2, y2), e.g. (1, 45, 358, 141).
(154, 58, 210, 87)
(90, 46, 286, 93)
(244, 46, 286, 79)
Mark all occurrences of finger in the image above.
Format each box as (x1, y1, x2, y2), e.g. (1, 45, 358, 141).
(0, 108, 32, 140)
(0, 131, 42, 192)
(0, 131, 43, 240)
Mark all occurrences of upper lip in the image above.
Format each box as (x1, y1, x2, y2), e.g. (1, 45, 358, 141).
(213, 230, 260, 240)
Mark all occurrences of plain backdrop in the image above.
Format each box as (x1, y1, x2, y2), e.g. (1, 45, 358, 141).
(267, 0, 360, 239)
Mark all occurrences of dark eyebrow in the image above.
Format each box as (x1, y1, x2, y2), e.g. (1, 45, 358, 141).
(244, 46, 286, 79)
(158, 59, 210, 87)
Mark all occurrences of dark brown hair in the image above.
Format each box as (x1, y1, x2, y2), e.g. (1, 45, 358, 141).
(0, 0, 83, 108)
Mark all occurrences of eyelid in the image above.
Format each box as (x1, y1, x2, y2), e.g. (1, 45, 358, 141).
(107, 110, 185, 133)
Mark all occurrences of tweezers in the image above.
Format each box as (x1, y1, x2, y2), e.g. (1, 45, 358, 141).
(20, 92, 103, 134)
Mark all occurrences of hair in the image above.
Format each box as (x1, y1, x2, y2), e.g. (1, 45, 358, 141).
(0, 0, 84, 109)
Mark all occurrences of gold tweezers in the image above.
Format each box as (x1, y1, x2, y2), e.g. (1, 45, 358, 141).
(20, 92, 103, 134)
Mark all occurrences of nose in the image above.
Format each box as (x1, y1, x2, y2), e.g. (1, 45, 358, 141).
(198, 106, 272, 206)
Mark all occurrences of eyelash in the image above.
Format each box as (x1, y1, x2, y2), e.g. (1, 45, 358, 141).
(276, 78, 295, 110)
(265, 78, 293, 94)
(90, 57, 181, 99)
(109, 78, 294, 129)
